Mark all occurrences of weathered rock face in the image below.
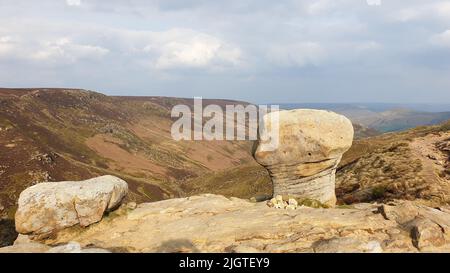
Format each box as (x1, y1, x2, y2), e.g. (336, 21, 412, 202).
(0, 241, 110, 253)
(15, 175, 128, 237)
(254, 109, 354, 206)
(8, 194, 449, 253)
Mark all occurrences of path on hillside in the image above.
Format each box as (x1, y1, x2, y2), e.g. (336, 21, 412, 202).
(410, 132, 450, 187)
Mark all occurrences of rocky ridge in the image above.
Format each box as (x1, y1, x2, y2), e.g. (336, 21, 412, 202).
(4, 193, 450, 253)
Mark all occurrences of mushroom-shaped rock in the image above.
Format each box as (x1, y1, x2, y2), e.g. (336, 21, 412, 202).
(254, 109, 354, 206)
(15, 175, 128, 236)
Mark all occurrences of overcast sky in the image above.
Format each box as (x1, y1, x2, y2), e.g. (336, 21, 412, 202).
(0, 0, 450, 103)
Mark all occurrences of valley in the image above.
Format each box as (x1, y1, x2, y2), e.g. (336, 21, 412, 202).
(1, 88, 449, 249)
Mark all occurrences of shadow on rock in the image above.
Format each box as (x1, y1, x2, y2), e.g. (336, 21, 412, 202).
(155, 239, 200, 253)
(0, 218, 18, 247)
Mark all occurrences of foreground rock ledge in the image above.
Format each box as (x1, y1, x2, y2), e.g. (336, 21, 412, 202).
(15, 175, 128, 236)
(9, 194, 450, 253)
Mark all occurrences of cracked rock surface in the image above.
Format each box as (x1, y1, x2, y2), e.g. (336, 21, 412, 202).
(15, 175, 128, 237)
(11, 194, 450, 253)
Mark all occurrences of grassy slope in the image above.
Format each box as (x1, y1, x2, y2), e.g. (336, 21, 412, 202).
(0, 88, 260, 219)
(337, 120, 450, 206)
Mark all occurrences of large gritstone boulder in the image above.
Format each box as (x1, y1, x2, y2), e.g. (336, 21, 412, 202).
(15, 175, 128, 236)
(254, 109, 354, 206)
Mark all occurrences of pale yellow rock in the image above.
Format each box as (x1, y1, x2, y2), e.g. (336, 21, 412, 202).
(255, 109, 354, 206)
(0, 242, 51, 253)
(0, 241, 111, 253)
(15, 175, 128, 236)
(288, 198, 298, 207)
(10, 194, 448, 253)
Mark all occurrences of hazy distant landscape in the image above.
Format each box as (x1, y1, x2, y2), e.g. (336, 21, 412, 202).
(279, 103, 450, 132)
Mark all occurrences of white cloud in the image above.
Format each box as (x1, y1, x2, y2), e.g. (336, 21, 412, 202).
(0, 23, 241, 71)
(267, 42, 326, 67)
(366, 0, 381, 6)
(306, 0, 336, 15)
(0, 36, 14, 56)
(31, 38, 109, 63)
(435, 2, 450, 20)
(143, 29, 242, 70)
(66, 0, 82, 7)
(354, 41, 382, 51)
(394, 2, 450, 22)
(0, 33, 109, 65)
(431, 30, 450, 47)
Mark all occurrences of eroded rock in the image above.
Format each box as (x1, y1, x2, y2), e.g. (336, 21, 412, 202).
(0, 241, 111, 253)
(15, 175, 128, 237)
(254, 109, 353, 206)
(7, 195, 448, 253)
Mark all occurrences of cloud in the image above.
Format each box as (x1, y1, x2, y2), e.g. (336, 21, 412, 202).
(267, 42, 326, 67)
(0, 36, 14, 56)
(0, 29, 109, 65)
(31, 38, 109, 63)
(366, 0, 382, 6)
(143, 29, 242, 70)
(66, 0, 82, 7)
(431, 30, 450, 47)
(393, 1, 450, 22)
(0, 22, 241, 71)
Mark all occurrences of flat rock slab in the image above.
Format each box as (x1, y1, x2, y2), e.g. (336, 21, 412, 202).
(19, 194, 450, 253)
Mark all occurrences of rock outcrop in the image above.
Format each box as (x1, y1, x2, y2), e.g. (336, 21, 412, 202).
(254, 109, 354, 206)
(7, 194, 449, 253)
(15, 175, 128, 237)
(0, 241, 110, 253)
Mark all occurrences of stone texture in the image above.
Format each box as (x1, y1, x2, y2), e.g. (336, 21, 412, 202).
(255, 109, 354, 206)
(15, 175, 128, 236)
(7, 194, 450, 253)
(0, 241, 110, 253)
(379, 201, 450, 251)
(313, 237, 383, 253)
(0, 242, 51, 253)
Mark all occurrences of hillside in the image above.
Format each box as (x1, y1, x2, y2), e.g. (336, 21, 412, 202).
(337, 120, 450, 207)
(0, 88, 260, 220)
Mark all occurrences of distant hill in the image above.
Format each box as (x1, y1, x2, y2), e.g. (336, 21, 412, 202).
(0, 88, 267, 220)
(278, 103, 450, 133)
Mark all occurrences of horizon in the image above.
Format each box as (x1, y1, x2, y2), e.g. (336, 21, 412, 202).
(2, 86, 450, 112)
(1, 1, 450, 104)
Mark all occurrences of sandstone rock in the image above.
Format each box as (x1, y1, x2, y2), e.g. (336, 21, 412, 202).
(0, 241, 111, 253)
(45, 242, 111, 253)
(288, 198, 298, 207)
(0, 242, 51, 253)
(267, 195, 301, 210)
(313, 237, 383, 253)
(255, 109, 353, 206)
(15, 175, 128, 236)
(11, 195, 448, 253)
(126, 202, 137, 210)
(410, 218, 445, 250)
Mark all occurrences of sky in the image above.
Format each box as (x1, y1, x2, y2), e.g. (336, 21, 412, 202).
(0, 0, 450, 104)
